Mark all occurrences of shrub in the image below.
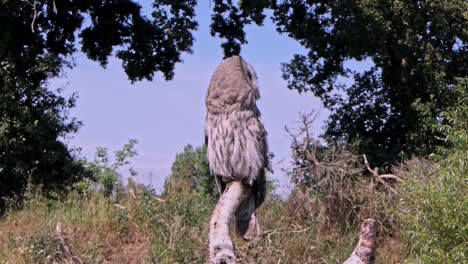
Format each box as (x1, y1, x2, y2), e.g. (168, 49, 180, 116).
(164, 144, 216, 199)
(398, 79, 467, 263)
(285, 113, 398, 234)
(87, 139, 138, 198)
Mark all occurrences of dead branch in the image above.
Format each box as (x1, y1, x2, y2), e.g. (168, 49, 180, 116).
(54, 223, 72, 256)
(344, 219, 377, 264)
(363, 154, 402, 194)
(379, 174, 403, 182)
(113, 203, 126, 210)
(263, 227, 312, 244)
(209, 181, 250, 264)
(52, 223, 84, 264)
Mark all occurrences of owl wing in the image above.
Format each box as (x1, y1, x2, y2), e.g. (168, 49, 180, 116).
(247, 116, 271, 208)
(205, 126, 226, 196)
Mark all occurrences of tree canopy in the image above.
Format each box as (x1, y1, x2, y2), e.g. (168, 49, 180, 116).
(164, 144, 216, 198)
(272, 0, 467, 163)
(0, 0, 197, 208)
(208, 0, 467, 163)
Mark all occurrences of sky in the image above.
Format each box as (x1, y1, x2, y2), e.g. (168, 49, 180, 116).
(52, 2, 330, 195)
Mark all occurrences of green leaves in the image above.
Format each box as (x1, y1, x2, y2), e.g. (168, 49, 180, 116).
(210, 0, 270, 57)
(165, 144, 215, 199)
(273, 0, 467, 163)
(399, 78, 468, 263)
(87, 139, 139, 198)
(0, 0, 197, 211)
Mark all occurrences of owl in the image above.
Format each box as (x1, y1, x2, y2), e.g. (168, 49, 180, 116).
(205, 55, 271, 240)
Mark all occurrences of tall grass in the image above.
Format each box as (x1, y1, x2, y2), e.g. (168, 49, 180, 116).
(0, 183, 404, 263)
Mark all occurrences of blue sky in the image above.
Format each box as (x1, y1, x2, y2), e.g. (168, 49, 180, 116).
(53, 2, 330, 194)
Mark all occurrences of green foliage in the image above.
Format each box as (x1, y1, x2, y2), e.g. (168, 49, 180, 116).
(0, 173, 401, 263)
(210, 0, 269, 57)
(2, 0, 465, 212)
(208, 0, 467, 163)
(275, 0, 466, 163)
(137, 189, 213, 262)
(0, 66, 86, 211)
(399, 79, 468, 263)
(87, 139, 138, 198)
(164, 144, 216, 199)
(25, 235, 63, 264)
(0, 0, 197, 212)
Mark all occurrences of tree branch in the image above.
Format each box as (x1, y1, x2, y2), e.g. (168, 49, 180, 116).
(31, 0, 37, 33)
(52, 222, 84, 264)
(209, 181, 249, 264)
(363, 154, 402, 194)
(344, 219, 377, 264)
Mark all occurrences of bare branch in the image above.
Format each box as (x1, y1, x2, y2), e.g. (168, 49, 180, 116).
(344, 219, 377, 264)
(363, 154, 401, 194)
(53, 223, 84, 264)
(363, 154, 376, 175)
(209, 181, 250, 264)
(379, 174, 403, 182)
(31, 0, 37, 33)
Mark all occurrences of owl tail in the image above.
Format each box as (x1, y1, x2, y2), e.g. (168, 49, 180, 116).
(235, 194, 261, 241)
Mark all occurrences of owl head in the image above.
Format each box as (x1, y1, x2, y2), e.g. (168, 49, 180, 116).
(206, 56, 260, 114)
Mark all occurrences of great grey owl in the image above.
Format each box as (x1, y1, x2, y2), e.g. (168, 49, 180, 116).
(205, 55, 271, 240)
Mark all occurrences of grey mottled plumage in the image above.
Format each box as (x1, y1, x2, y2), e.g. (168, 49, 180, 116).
(205, 56, 271, 240)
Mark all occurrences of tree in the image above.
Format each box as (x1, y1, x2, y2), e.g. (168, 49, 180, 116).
(87, 139, 139, 198)
(208, 0, 466, 164)
(275, 0, 466, 164)
(0, 0, 197, 210)
(164, 144, 215, 198)
(208, 0, 467, 164)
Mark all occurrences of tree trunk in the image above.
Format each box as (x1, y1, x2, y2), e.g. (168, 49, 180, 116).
(209, 181, 249, 264)
(344, 219, 377, 264)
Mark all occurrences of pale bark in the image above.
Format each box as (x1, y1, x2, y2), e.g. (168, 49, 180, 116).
(208, 181, 377, 264)
(344, 219, 378, 264)
(209, 181, 249, 264)
(51, 222, 84, 264)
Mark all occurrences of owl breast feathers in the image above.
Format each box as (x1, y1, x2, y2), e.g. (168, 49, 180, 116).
(205, 56, 270, 207)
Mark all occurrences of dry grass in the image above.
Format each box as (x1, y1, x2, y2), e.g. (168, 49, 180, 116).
(0, 162, 407, 264)
(0, 186, 404, 264)
(0, 192, 151, 264)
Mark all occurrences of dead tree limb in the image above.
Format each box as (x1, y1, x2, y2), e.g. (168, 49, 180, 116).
(209, 181, 250, 264)
(344, 219, 377, 264)
(52, 222, 84, 264)
(363, 154, 402, 194)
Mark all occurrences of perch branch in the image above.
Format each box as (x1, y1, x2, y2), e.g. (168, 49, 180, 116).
(209, 181, 249, 264)
(344, 219, 377, 264)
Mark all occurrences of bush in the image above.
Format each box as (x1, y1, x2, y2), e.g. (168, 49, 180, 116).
(87, 139, 138, 198)
(399, 79, 467, 263)
(285, 113, 398, 234)
(164, 144, 216, 199)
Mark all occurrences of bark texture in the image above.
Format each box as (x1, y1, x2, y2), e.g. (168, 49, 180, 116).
(209, 181, 250, 264)
(344, 219, 378, 264)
